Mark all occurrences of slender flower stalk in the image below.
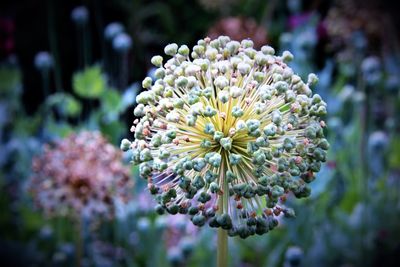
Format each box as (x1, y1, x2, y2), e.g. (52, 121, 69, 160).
(122, 36, 329, 266)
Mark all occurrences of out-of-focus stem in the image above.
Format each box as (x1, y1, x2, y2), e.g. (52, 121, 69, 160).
(75, 217, 83, 267)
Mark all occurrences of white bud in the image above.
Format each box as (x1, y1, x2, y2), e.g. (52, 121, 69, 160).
(164, 43, 178, 56)
(229, 86, 243, 98)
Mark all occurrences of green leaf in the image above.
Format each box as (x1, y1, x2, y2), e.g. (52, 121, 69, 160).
(389, 136, 400, 168)
(46, 93, 82, 117)
(0, 66, 21, 96)
(101, 89, 122, 114)
(73, 66, 106, 99)
(46, 120, 74, 137)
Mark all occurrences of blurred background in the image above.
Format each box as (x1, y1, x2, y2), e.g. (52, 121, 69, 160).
(1, 0, 400, 266)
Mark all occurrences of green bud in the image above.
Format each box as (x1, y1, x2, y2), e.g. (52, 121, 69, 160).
(229, 86, 243, 98)
(178, 45, 190, 56)
(275, 81, 288, 94)
(155, 204, 165, 215)
(271, 185, 284, 198)
(193, 158, 206, 172)
(192, 214, 206, 226)
(164, 43, 178, 56)
(254, 71, 266, 82)
(241, 39, 254, 48)
(200, 139, 212, 148)
(313, 147, 326, 162)
(247, 142, 259, 154)
(193, 45, 205, 55)
(186, 115, 197, 126)
(216, 213, 232, 229)
(173, 98, 184, 109)
(166, 130, 176, 139)
(226, 41, 240, 55)
(205, 170, 217, 183)
(229, 153, 242, 165)
(232, 106, 244, 117)
(220, 137, 232, 151)
(175, 76, 188, 87)
(151, 134, 162, 147)
(204, 123, 215, 135)
(192, 175, 205, 189)
(318, 139, 330, 150)
(203, 87, 212, 98)
(226, 170, 237, 183)
(293, 184, 311, 198)
(214, 76, 229, 89)
(218, 91, 229, 103)
(188, 206, 199, 215)
(208, 153, 221, 167)
(179, 176, 191, 190)
(198, 191, 211, 203)
(271, 110, 282, 125)
(204, 106, 217, 117)
(158, 148, 170, 159)
(283, 208, 296, 218)
(140, 148, 153, 162)
(308, 73, 318, 86)
(261, 45, 275, 55)
(246, 119, 260, 132)
(238, 62, 251, 75)
(205, 47, 218, 60)
(253, 149, 266, 165)
(256, 136, 268, 147)
(213, 131, 224, 142)
(139, 162, 152, 176)
(133, 104, 145, 117)
(236, 120, 247, 132)
(263, 124, 277, 136)
(282, 50, 294, 62)
(120, 138, 131, 151)
(183, 160, 193, 170)
(151, 55, 163, 67)
(209, 182, 220, 193)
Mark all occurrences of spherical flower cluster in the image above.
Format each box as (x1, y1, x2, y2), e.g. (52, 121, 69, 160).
(30, 131, 133, 219)
(70, 6, 89, 25)
(122, 36, 329, 238)
(34, 51, 53, 71)
(207, 17, 267, 49)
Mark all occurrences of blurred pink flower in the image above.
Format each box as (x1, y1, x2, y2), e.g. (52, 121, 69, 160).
(29, 131, 133, 220)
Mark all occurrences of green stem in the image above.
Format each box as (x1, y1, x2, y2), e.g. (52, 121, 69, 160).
(217, 196, 228, 267)
(75, 218, 83, 267)
(47, 0, 63, 92)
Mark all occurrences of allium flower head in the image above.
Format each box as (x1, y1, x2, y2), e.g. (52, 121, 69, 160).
(122, 36, 329, 238)
(30, 131, 133, 219)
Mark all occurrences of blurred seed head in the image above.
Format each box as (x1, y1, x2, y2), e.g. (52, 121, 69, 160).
(104, 22, 125, 41)
(112, 33, 132, 53)
(361, 56, 382, 86)
(71, 6, 89, 25)
(368, 131, 389, 153)
(34, 51, 53, 71)
(284, 246, 303, 267)
(29, 131, 133, 220)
